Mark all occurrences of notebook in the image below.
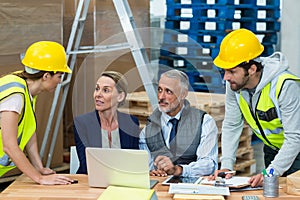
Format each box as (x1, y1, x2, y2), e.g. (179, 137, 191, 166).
(97, 185, 158, 200)
(86, 148, 157, 189)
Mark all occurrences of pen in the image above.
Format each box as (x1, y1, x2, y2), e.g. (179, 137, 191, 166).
(269, 168, 274, 177)
(217, 171, 236, 178)
(262, 169, 268, 177)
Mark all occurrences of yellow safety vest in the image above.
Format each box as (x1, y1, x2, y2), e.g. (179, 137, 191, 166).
(239, 73, 300, 150)
(0, 74, 37, 176)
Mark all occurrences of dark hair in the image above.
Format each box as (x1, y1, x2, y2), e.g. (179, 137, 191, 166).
(12, 70, 55, 80)
(238, 60, 263, 75)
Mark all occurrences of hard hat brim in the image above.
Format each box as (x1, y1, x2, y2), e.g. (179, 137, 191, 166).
(214, 45, 264, 69)
(63, 65, 72, 73)
(213, 56, 240, 69)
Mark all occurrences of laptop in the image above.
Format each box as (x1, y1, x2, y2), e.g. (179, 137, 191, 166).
(86, 147, 157, 189)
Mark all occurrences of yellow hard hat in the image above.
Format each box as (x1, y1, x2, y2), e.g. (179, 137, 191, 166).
(214, 28, 264, 69)
(21, 41, 72, 73)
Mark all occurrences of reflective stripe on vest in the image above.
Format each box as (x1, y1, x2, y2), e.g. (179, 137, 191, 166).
(0, 74, 37, 176)
(239, 73, 300, 149)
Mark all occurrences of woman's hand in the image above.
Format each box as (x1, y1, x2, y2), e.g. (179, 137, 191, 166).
(39, 167, 56, 175)
(38, 174, 74, 185)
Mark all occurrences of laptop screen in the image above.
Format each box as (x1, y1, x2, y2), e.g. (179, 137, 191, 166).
(86, 148, 151, 189)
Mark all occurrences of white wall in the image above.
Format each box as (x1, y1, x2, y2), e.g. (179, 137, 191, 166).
(281, 0, 300, 76)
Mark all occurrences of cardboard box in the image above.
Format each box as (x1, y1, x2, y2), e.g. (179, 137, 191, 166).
(286, 170, 300, 196)
(0, 0, 63, 55)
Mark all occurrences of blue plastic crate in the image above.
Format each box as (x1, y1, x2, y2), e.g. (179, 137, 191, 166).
(160, 49, 177, 57)
(186, 70, 225, 92)
(190, 19, 233, 32)
(159, 58, 212, 71)
(211, 48, 220, 59)
(160, 39, 221, 60)
(261, 33, 278, 45)
(160, 51, 213, 62)
(192, 6, 235, 19)
(234, 20, 281, 32)
(166, 16, 195, 22)
(166, 0, 234, 6)
(233, 6, 280, 20)
(165, 20, 194, 32)
(185, 70, 224, 84)
(160, 42, 215, 57)
(161, 31, 195, 44)
(206, 0, 234, 5)
(262, 44, 275, 56)
(189, 33, 225, 46)
(191, 83, 225, 93)
(161, 31, 225, 45)
(159, 54, 216, 71)
(166, 5, 194, 18)
(167, 5, 236, 20)
(159, 56, 189, 69)
(159, 46, 211, 59)
(235, 0, 280, 7)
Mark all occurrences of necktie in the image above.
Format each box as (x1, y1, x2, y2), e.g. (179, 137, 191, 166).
(169, 118, 178, 148)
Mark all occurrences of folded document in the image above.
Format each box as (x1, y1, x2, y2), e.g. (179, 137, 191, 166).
(200, 176, 250, 188)
(169, 183, 230, 196)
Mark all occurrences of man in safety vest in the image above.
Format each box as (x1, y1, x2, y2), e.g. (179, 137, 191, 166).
(212, 28, 300, 187)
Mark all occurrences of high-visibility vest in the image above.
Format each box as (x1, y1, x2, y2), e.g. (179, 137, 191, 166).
(0, 74, 37, 176)
(239, 73, 300, 150)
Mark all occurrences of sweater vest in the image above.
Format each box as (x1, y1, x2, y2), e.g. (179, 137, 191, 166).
(145, 102, 205, 165)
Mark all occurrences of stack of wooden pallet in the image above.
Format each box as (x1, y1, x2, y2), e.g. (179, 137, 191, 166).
(119, 91, 256, 176)
(119, 91, 226, 127)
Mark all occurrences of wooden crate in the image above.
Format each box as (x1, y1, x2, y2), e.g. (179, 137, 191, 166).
(234, 159, 256, 176)
(236, 148, 254, 160)
(119, 92, 226, 130)
(119, 91, 226, 123)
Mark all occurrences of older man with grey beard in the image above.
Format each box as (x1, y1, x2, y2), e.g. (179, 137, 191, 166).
(139, 69, 218, 177)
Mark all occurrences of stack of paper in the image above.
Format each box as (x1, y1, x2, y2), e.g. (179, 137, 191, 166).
(200, 176, 251, 188)
(168, 183, 230, 196)
(173, 194, 225, 200)
(98, 186, 158, 200)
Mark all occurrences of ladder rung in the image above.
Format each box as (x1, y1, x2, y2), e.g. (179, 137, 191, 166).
(78, 18, 86, 22)
(68, 43, 131, 54)
(60, 78, 71, 87)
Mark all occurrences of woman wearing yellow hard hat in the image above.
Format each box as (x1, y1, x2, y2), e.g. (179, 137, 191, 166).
(0, 41, 75, 185)
(212, 29, 300, 187)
